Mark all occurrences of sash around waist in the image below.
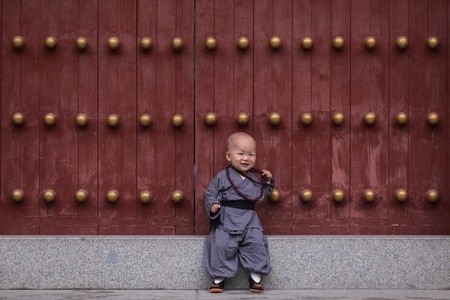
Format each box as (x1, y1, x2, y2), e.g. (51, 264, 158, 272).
(221, 200, 255, 210)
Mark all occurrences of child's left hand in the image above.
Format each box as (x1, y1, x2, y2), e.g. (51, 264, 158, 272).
(261, 170, 272, 183)
(210, 203, 221, 214)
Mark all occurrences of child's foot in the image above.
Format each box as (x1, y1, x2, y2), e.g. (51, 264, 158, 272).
(209, 280, 225, 293)
(249, 276, 264, 293)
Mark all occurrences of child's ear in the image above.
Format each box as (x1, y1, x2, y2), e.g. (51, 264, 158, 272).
(226, 151, 231, 162)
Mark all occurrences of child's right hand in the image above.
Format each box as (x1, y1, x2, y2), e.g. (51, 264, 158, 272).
(210, 203, 221, 214)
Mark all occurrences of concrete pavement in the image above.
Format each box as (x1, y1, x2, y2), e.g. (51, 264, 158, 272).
(1, 289, 450, 300)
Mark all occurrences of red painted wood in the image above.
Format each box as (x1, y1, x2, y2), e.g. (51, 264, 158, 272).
(211, 0, 237, 186)
(309, 0, 333, 222)
(98, 0, 137, 227)
(1, 0, 24, 230)
(212, 0, 244, 179)
(408, 0, 430, 224)
(388, 0, 409, 231)
(350, 0, 390, 230)
(408, 0, 448, 229)
(0, 0, 449, 235)
(172, 0, 195, 234)
(194, 0, 217, 235)
(77, 0, 98, 219)
(196, 0, 256, 234)
(448, 0, 450, 222)
(424, 0, 447, 222)
(135, 0, 195, 234)
(253, 0, 293, 234)
(330, 0, 351, 225)
(152, 1, 179, 232)
(56, 0, 81, 219)
(39, 0, 80, 226)
(292, 0, 337, 233)
(136, 0, 159, 227)
(292, 0, 314, 227)
(232, 0, 254, 137)
(1, 0, 42, 234)
(39, 0, 62, 220)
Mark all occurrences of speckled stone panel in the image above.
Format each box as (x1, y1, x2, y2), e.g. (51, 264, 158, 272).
(0, 236, 449, 290)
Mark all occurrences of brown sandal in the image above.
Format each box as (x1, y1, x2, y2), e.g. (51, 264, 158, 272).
(249, 276, 264, 293)
(209, 280, 225, 293)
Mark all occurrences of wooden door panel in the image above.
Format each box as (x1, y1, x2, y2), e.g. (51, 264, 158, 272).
(407, 0, 448, 233)
(424, 0, 447, 226)
(329, 0, 351, 233)
(98, 0, 138, 233)
(195, 0, 449, 235)
(195, 0, 256, 235)
(0, 0, 43, 234)
(39, 0, 78, 225)
(388, 0, 410, 234)
(292, 0, 315, 230)
(253, 0, 293, 234)
(136, 0, 160, 232)
(1, 0, 449, 235)
(194, 0, 218, 235)
(310, 0, 333, 229)
(40, 0, 86, 233)
(167, 0, 195, 234)
(15, 0, 42, 231)
(0, 0, 22, 228)
(408, 0, 428, 228)
(447, 1, 450, 224)
(292, 0, 340, 234)
(77, 0, 99, 222)
(350, 0, 390, 233)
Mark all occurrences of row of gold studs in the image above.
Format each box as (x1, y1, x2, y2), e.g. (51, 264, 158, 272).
(10, 111, 441, 127)
(9, 188, 440, 205)
(10, 189, 183, 204)
(296, 188, 440, 204)
(10, 35, 441, 51)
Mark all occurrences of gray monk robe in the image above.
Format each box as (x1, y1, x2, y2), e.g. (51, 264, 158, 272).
(203, 166, 275, 279)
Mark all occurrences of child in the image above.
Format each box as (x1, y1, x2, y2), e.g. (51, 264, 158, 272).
(203, 132, 275, 293)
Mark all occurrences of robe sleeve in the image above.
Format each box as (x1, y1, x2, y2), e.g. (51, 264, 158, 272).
(255, 174, 276, 204)
(204, 172, 223, 219)
(265, 178, 276, 195)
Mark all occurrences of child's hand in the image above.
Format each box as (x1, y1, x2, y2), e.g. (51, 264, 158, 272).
(210, 203, 221, 214)
(261, 170, 272, 183)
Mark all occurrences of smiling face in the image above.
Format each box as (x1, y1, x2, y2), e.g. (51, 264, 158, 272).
(226, 132, 256, 173)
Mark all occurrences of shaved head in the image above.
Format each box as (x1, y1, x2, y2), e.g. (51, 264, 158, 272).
(226, 132, 255, 151)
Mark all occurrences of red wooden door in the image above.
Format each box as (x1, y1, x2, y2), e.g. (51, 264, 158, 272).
(1, 0, 449, 235)
(194, 0, 450, 235)
(1, 0, 195, 234)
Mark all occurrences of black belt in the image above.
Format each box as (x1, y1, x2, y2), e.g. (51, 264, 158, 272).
(221, 200, 255, 210)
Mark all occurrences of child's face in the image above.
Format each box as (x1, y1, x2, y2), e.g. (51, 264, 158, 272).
(226, 135, 256, 173)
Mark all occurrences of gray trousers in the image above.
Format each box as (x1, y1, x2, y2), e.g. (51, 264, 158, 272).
(204, 227, 271, 279)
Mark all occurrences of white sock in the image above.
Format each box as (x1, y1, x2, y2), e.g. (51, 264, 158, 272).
(214, 277, 224, 284)
(250, 272, 261, 283)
